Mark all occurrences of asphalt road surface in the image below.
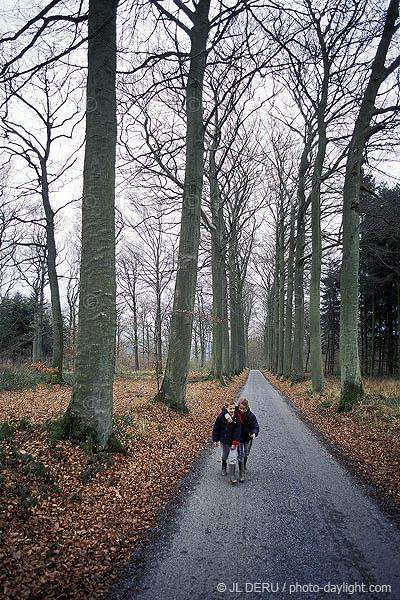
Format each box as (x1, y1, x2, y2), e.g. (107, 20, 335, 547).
(108, 370, 400, 600)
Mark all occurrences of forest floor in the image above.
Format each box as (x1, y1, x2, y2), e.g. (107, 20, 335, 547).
(1, 369, 399, 600)
(0, 369, 248, 600)
(262, 371, 400, 511)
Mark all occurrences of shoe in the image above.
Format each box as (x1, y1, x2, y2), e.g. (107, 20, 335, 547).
(229, 464, 238, 485)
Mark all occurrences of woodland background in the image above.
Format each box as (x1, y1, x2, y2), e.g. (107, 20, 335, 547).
(0, 2, 400, 596)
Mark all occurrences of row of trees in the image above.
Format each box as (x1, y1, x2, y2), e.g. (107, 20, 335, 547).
(0, 293, 52, 362)
(319, 180, 400, 378)
(0, 0, 399, 448)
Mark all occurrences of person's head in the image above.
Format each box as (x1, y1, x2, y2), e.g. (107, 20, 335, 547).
(224, 400, 236, 416)
(238, 398, 250, 414)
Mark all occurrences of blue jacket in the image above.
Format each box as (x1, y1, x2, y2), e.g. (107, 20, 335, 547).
(236, 408, 259, 442)
(212, 410, 241, 446)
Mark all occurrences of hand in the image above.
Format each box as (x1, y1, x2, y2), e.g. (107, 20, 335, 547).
(251, 433, 256, 439)
(230, 444, 235, 450)
(214, 442, 219, 447)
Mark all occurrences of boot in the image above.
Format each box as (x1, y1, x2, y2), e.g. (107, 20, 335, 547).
(239, 462, 245, 483)
(244, 457, 248, 472)
(229, 464, 238, 485)
(221, 460, 227, 476)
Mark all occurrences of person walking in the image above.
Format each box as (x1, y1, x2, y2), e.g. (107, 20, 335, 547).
(236, 398, 259, 482)
(212, 400, 241, 484)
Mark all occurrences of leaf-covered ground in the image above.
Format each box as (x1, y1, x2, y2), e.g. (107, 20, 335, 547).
(0, 371, 248, 600)
(262, 371, 400, 506)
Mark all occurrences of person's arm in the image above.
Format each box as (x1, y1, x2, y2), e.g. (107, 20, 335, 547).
(212, 414, 221, 444)
(231, 417, 241, 448)
(250, 413, 259, 438)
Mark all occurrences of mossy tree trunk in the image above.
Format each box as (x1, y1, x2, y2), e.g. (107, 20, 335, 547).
(64, 0, 118, 447)
(158, 0, 211, 413)
(339, 0, 399, 411)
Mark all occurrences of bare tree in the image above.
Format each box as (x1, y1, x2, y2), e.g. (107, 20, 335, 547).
(1, 65, 84, 381)
(339, 0, 400, 410)
(118, 248, 141, 371)
(62, 0, 119, 449)
(13, 225, 48, 362)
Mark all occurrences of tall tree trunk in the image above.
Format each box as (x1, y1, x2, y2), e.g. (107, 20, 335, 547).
(41, 162, 64, 382)
(309, 95, 327, 393)
(32, 285, 44, 363)
(263, 317, 269, 368)
(397, 277, 400, 379)
(155, 289, 162, 391)
(277, 207, 285, 377)
(283, 199, 296, 378)
(370, 288, 375, 377)
(199, 317, 206, 368)
(244, 317, 249, 368)
(132, 291, 140, 371)
(193, 329, 199, 363)
(273, 259, 279, 374)
(229, 232, 240, 375)
(158, 0, 210, 413)
(339, 0, 399, 411)
(309, 40, 329, 393)
(361, 293, 367, 376)
(146, 324, 150, 367)
(210, 146, 229, 379)
(63, 0, 118, 447)
(292, 138, 311, 382)
(237, 282, 246, 372)
(221, 286, 230, 376)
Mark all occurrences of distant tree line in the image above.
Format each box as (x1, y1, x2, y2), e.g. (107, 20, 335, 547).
(0, 292, 53, 363)
(320, 179, 400, 377)
(0, 0, 399, 450)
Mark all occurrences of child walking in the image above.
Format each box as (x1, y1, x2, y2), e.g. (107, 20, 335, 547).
(236, 398, 259, 482)
(212, 400, 241, 484)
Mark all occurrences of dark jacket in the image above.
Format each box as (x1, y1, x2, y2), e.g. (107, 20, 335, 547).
(236, 408, 259, 442)
(212, 410, 241, 446)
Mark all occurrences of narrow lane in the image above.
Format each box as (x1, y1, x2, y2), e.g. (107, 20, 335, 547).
(108, 370, 400, 600)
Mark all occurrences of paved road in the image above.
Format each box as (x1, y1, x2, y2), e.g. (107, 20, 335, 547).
(108, 370, 400, 600)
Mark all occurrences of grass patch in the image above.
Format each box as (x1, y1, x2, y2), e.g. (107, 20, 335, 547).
(0, 366, 49, 393)
(187, 371, 212, 383)
(114, 368, 156, 381)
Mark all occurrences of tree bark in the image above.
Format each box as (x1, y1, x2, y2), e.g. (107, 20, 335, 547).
(339, 0, 399, 411)
(397, 277, 400, 379)
(132, 288, 140, 371)
(32, 285, 44, 363)
(237, 279, 246, 372)
(41, 161, 64, 382)
(370, 287, 375, 377)
(292, 139, 310, 382)
(283, 199, 296, 378)
(209, 146, 229, 380)
(229, 230, 240, 375)
(158, 0, 211, 412)
(63, 0, 118, 447)
(309, 64, 328, 394)
(277, 205, 285, 377)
